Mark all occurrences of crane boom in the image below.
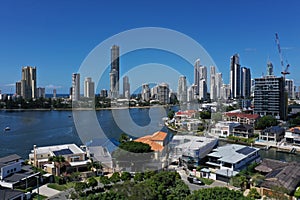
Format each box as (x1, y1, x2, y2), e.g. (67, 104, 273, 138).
(275, 33, 290, 77)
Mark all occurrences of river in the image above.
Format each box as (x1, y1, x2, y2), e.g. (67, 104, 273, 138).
(1, 108, 300, 163)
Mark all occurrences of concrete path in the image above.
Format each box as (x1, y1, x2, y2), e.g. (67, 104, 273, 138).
(32, 184, 60, 198)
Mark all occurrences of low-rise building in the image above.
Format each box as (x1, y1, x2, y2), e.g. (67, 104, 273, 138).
(211, 121, 240, 137)
(259, 126, 285, 143)
(206, 144, 260, 182)
(0, 154, 39, 189)
(255, 159, 300, 198)
(169, 135, 218, 166)
(284, 126, 300, 145)
(29, 144, 89, 176)
(232, 124, 254, 138)
(224, 113, 260, 126)
(0, 188, 25, 200)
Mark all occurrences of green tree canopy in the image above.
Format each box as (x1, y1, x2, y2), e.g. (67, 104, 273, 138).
(255, 115, 278, 129)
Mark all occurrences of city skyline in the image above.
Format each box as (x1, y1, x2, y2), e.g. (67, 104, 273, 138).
(1, 1, 300, 94)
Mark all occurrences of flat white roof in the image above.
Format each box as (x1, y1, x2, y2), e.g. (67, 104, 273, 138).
(171, 135, 217, 150)
(33, 144, 84, 155)
(69, 160, 89, 167)
(207, 144, 259, 164)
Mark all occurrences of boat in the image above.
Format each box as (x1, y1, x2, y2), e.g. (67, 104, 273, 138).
(4, 127, 10, 131)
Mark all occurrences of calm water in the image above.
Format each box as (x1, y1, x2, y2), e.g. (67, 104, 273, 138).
(0, 107, 172, 159)
(1, 108, 300, 163)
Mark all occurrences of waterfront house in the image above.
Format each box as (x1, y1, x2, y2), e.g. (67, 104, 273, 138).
(211, 121, 240, 137)
(29, 144, 89, 176)
(169, 135, 218, 166)
(284, 126, 300, 145)
(232, 124, 254, 138)
(255, 159, 300, 198)
(224, 113, 260, 126)
(259, 126, 285, 143)
(206, 144, 260, 182)
(0, 154, 39, 190)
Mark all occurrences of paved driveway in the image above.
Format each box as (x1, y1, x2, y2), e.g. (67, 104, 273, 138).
(32, 184, 60, 198)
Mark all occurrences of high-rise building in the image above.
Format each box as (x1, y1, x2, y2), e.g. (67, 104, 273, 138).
(187, 84, 197, 102)
(254, 73, 286, 120)
(285, 79, 295, 99)
(110, 45, 120, 98)
(220, 84, 231, 100)
(15, 81, 21, 96)
(21, 66, 37, 99)
(37, 87, 45, 98)
(210, 66, 217, 101)
(266, 62, 274, 76)
(194, 59, 207, 96)
(141, 83, 151, 101)
(72, 73, 80, 101)
(199, 79, 207, 101)
(177, 75, 187, 103)
(123, 76, 130, 99)
(230, 54, 241, 99)
(53, 89, 57, 98)
(216, 73, 223, 99)
(157, 83, 170, 104)
(84, 77, 95, 98)
(241, 67, 251, 98)
(100, 89, 108, 98)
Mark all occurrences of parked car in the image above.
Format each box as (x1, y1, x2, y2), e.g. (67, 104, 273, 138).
(187, 176, 204, 185)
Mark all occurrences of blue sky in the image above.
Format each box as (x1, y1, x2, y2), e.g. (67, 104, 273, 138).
(0, 0, 299, 94)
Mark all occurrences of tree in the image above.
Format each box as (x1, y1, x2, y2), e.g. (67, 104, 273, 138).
(87, 177, 98, 189)
(119, 133, 130, 143)
(200, 111, 211, 119)
(120, 172, 131, 181)
(110, 172, 121, 183)
(247, 188, 261, 199)
(99, 176, 110, 186)
(48, 155, 66, 176)
(168, 110, 175, 119)
(255, 115, 278, 129)
(133, 172, 144, 182)
(74, 182, 88, 193)
(118, 141, 153, 153)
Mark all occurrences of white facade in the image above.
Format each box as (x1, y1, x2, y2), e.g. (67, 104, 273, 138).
(177, 75, 187, 103)
(72, 73, 80, 101)
(211, 121, 240, 137)
(199, 79, 207, 101)
(210, 66, 217, 101)
(84, 77, 95, 98)
(216, 73, 223, 99)
(142, 83, 151, 101)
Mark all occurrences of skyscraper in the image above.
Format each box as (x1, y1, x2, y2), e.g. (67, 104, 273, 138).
(177, 75, 187, 103)
(100, 89, 108, 98)
(157, 83, 170, 104)
(15, 81, 21, 96)
(21, 66, 37, 99)
(285, 79, 295, 99)
(72, 73, 80, 101)
(230, 54, 241, 99)
(84, 77, 95, 98)
(141, 83, 151, 101)
(199, 79, 207, 101)
(123, 76, 130, 99)
(187, 84, 197, 102)
(254, 67, 286, 120)
(110, 45, 120, 98)
(216, 73, 223, 99)
(241, 67, 251, 98)
(37, 87, 45, 98)
(210, 66, 217, 101)
(53, 89, 57, 98)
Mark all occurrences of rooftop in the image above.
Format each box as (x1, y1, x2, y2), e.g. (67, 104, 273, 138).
(0, 154, 21, 165)
(0, 188, 24, 200)
(33, 144, 84, 155)
(171, 135, 217, 150)
(225, 113, 260, 120)
(207, 144, 259, 164)
(135, 131, 168, 152)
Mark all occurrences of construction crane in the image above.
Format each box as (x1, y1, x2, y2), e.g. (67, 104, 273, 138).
(275, 33, 290, 78)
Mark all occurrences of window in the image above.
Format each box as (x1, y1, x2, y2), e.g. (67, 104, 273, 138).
(14, 168, 16, 171)
(7, 170, 9, 174)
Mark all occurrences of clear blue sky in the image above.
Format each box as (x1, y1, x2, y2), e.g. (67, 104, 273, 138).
(0, 0, 299, 94)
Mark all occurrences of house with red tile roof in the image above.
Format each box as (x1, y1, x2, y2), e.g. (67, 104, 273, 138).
(224, 113, 260, 126)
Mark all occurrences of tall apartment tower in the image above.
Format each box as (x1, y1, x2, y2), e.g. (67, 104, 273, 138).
(210, 66, 217, 101)
(285, 79, 295, 99)
(123, 76, 130, 99)
(110, 45, 120, 98)
(72, 73, 80, 101)
(187, 84, 197, 102)
(216, 73, 223, 99)
(15, 81, 21, 96)
(157, 83, 170, 104)
(230, 54, 241, 99)
(177, 75, 187, 103)
(84, 77, 95, 98)
(141, 83, 151, 101)
(21, 66, 37, 99)
(199, 79, 207, 101)
(53, 89, 57, 98)
(254, 67, 286, 120)
(241, 67, 251, 98)
(37, 87, 45, 98)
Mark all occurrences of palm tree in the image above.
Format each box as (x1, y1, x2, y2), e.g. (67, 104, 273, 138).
(88, 158, 103, 175)
(48, 156, 66, 176)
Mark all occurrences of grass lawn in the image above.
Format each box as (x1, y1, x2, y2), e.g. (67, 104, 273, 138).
(47, 182, 75, 191)
(198, 177, 214, 185)
(32, 193, 47, 200)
